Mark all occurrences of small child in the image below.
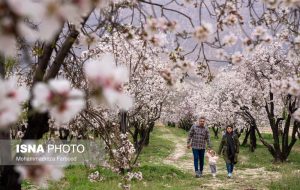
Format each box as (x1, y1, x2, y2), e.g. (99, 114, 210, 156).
(206, 149, 219, 177)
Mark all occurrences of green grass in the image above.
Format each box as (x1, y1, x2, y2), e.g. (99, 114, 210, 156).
(138, 126, 174, 163)
(24, 125, 300, 190)
(42, 126, 203, 190)
(44, 164, 201, 190)
(163, 125, 189, 138)
(48, 165, 120, 190)
(268, 172, 300, 190)
(237, 132, 300, 169)
(233, 130, 300, 190)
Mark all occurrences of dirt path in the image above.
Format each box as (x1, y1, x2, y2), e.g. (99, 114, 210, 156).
(159, 127, 281, 190)
(161, 128, 189, 166)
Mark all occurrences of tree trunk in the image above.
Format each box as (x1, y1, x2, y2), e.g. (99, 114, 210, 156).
(212, 126, 219, 139)
(133, 126, 139, 150)
(0, 54, 5, 78)
(59, 127, 70, 143)
(138, 128, 146, 150)
(0, 165, 21, 190)
(0, 130, 21, 190)
(242, 128, 250, 146)
(261, 94, 299, 162)
(249, 124, 257, 152)
(120, 111, 127, 134)
(145, 122, 155, 146)
(23, 111, 49, 139)
(272, 121, 284, 162)
(0, 56, 22, 190)
(49, 127, 56, 139)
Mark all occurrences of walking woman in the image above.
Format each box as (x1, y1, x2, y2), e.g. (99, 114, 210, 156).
(218, 125, 240, 178)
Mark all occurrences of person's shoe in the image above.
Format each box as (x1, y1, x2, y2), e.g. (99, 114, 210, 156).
(212, 173, 216, 178)
(195, 171, 200, 178)
(199, 171, 203, 177)
(227, 173, 232, 178)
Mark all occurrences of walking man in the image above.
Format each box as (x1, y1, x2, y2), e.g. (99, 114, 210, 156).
(187, 116, 212, 178)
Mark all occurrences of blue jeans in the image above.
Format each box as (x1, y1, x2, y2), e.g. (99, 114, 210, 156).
(226, 163, 234, 174)
(192, 148, 205, 173)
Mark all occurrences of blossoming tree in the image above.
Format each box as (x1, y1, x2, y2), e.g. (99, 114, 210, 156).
(0, 0, 300, 189)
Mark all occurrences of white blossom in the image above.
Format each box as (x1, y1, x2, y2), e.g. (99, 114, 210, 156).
(262, 0, 280, 8)
(224, 14, 239, 26)
(282, 0, 300, 7)
(148, 33, 167, 47)
(223, 33, 238, 46)
(79, 33, 99, 48)
(252, 26, 267, 38)
(292, 108, 300, 121)
(144, 18, 159, 35)
(216, 49, 228, 59)
(84, 53, 133, 110)
(0, 79, 28, 128)
(294, 36, 300, 49)
(88, 171, 104, 182)
(231, 51, 244, 64)
(15, 165, 64, 188)
(193, 23, 213, 42)
(32, 79, 85, 124)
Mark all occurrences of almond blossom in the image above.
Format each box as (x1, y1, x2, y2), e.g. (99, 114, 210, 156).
(262, 0, 279, 8)
(216, 49, 229, 59)
(4, 0, 108, 50)
(15, 165, 64, 188)
(144, 17, 178, 35)
(282, 0, 300, 7)
(73, 0, 111, 15)
(28, 0, 80, 42)
(143, 17, 177, 47)
(148, 33, 167, 47)
(183, 0, 194, 6)
(79, 33, 99, 48)
(252, 26, 267, 39)
(125, 171, 143, 181)
(0, 79, 28, 128)
(144, 18, 160, 35)
(272, 77, 300, 121)
(292, 108, 300, 121)
(193, 23, 213, 43)
(83, 53, 133, 110)
(88, 171, 104, 182)
(294, 36, 300, 50)
(32, 79, 85, 124)
(231, 51, 244, 64)
(0, 0, 119, 56)
(272, 77, 300, 96)
(223, 33, 238, 46)
(224, 14, 239, 26)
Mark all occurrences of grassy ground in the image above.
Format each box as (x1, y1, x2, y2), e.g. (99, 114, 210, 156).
(23, 125, 300, 190)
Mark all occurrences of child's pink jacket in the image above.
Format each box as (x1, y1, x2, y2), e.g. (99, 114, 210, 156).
(206, 153, 219, 165)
